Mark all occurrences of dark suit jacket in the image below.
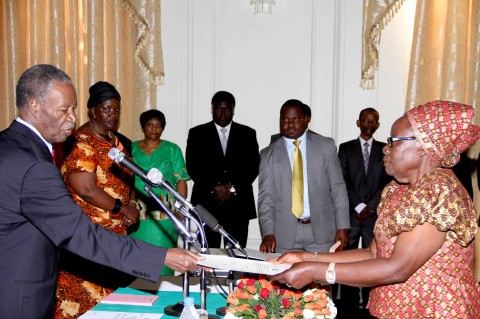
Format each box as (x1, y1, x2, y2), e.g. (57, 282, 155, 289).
(0, 121, 167, 319)
(186, 121, 259, 224)
(338, 138, 390, 217)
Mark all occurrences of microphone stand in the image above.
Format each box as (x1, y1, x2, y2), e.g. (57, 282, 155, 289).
(164, 216, 198, 316)
(216, 244, 236, 316)
(142, 184, 217, 318)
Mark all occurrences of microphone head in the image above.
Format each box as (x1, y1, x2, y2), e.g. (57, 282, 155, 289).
(108, 148, 123, 163)
(147, 168, 163, 184)
(194, 205, 219, 229)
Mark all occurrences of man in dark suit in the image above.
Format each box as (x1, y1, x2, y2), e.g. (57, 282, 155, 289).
(186, 91, 259, 248)
(0, 64, 201, 319)
(337, 107, 390, 318)
(258, 99, 350, 254)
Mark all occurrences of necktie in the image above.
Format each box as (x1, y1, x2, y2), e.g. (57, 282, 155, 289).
(220, 128, 228, 155)
(51, 149, 57, 166)
(363, 142, 369, 174)
(292, 140, 304, 218)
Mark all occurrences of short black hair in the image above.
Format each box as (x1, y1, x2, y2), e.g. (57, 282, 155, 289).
(211, 91, 235, 107)
(16, 64, 72, 109)
(359, 107, 379, 120)
(280, 99, 311, 117)
(140, 109, 166, 130)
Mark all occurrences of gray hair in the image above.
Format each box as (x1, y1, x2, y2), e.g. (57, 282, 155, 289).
(16, 64, 72, 109)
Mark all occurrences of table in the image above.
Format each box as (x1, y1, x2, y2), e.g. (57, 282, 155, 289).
(81, 276, 230, 318)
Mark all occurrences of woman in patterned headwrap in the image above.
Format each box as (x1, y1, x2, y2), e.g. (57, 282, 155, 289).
(53, 81, 140, 318)
(270, 100, 480, 318)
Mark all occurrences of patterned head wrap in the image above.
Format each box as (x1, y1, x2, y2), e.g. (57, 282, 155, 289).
(406, 100, 480, 167)
(87, 81, 121, 109)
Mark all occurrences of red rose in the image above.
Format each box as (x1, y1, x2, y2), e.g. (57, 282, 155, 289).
(254, 305, 263, 312)
(260, 288, 270, 299)
(238, 282, 245, 289)
(282, 298, 291, 308)
(246, 279, 256, 286)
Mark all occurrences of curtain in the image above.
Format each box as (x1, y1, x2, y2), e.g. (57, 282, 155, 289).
(0, 0, 163, 141)
(405, 0, 480, 279)
(361, 0, 405, 89)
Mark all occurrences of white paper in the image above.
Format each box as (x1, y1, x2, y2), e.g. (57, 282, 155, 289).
(197, 254, 291, 275)
(208, 247, 281, 260)
(79, 311, 162, 319)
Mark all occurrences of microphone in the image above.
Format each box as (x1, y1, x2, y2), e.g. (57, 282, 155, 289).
(108, 148, 152, 187)
(146, 168, 194, 211)
(194, 204, 248, 257)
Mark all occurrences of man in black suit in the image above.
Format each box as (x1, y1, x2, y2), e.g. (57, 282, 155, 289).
(337, 107, 390, 318)
(186, 91, 259, 248)
(0, 64, 201, 319)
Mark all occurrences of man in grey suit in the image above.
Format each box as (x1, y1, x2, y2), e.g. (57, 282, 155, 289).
(0, 64, 201, 319)
(258, 99, 350, 254)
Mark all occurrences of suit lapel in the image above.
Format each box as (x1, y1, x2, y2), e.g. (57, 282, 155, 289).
(11, 121, 52, 162)
(207, 121, 225, 157)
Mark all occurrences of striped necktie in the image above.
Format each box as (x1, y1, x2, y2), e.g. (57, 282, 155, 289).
(51, 149, 57, 166)
(363, 142, 369, 174)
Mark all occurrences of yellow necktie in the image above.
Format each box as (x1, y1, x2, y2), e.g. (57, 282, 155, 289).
(292, 140, 303, 218)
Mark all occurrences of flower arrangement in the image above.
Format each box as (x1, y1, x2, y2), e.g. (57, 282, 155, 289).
(225, 275, 337, 319)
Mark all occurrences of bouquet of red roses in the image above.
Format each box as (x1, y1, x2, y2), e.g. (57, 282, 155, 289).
(225, 275, 336, 319)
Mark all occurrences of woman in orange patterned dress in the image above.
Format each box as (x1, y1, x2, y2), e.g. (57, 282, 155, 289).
(54, 82, 140, 318)
(271, 100, 480, 318)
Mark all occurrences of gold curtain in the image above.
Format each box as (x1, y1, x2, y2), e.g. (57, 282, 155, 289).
(361, 0, 405, 89)
(405, 0, 480, 279)
(0, 0, 163, 141)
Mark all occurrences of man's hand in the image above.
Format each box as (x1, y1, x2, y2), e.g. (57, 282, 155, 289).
(259, 234, 276, 253)
(335, 229, 349, 251)
(164, 248, 204, 273)
(212, 184, 233, 205)
(358, 206, 374, 222)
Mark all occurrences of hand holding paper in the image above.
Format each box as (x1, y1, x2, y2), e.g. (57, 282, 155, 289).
(196, 254, 291, 275)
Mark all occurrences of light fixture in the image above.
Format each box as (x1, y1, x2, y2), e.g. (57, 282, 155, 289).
(250, 0, 275, 15)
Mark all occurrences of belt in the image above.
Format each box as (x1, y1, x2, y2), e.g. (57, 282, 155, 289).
(297, 218, 311, 224)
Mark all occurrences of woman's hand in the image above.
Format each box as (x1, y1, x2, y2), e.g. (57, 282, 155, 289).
(120, 202, 140, 226)
(269, 262, 319, 289)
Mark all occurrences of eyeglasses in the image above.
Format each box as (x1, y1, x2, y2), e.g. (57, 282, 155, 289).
(387, 136, 416, 147)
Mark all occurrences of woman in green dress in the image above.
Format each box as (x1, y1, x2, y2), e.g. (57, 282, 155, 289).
(130, 110, 190, 275)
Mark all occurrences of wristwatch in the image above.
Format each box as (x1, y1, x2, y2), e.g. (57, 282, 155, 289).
(325, 262, 336, 284)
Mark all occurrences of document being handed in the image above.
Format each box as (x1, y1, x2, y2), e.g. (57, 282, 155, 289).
(197, 254, 291, 275)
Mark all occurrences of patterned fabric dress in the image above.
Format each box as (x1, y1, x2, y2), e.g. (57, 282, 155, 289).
(368, 167, 480, 319)
(54, 132, 134, 318)
(129, 140, 190, 275)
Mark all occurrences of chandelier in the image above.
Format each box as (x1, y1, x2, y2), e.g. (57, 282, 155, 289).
(250, 0, 275, 14)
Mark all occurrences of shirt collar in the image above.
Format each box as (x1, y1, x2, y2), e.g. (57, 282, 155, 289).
(284, 130, 307, 144)
(214, 122, 232, 133)
(359, 136, 372, 147)
(16, 117, 53, 152)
